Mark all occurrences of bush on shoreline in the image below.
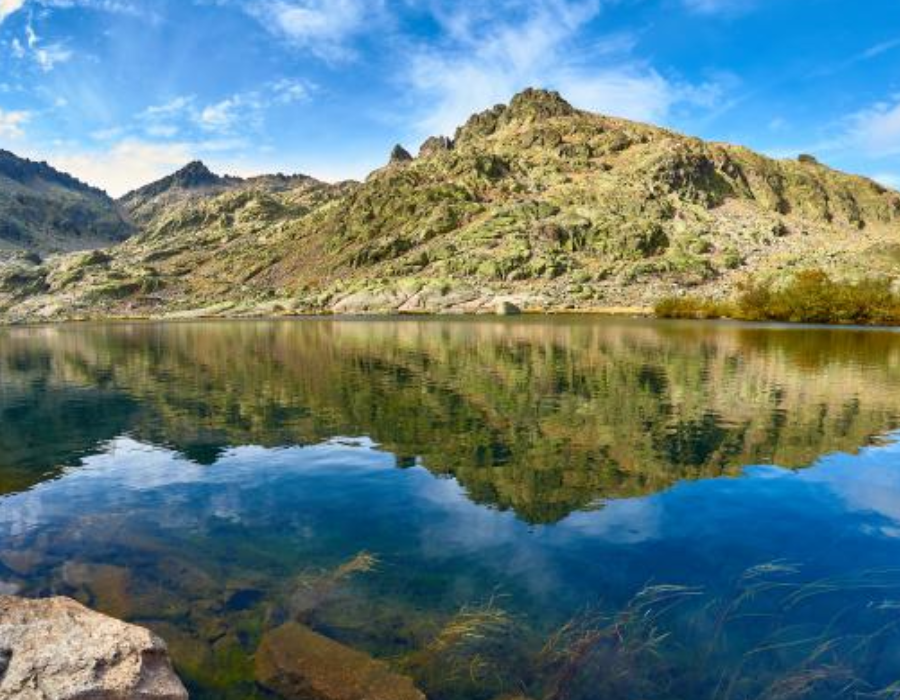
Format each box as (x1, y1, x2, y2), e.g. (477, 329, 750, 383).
(656, 269, 900, 325)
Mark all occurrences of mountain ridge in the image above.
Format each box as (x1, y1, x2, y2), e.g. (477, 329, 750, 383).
(0, 150, 132, 256)
(2, 87, 900, 322)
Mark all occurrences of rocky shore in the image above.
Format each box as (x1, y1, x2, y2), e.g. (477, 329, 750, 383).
(0, 595, 432, 700)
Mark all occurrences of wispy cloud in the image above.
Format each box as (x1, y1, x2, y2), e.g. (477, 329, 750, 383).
(682, 0, 754, 15)
(1, 0, 148, 22)
(236, 0, 382, 61)
(845, 97, 900, 157)
(138, 79, 311, 138)
(19, 21, 74, 71)
(0, 108, 30, 138)
(407, 0, 721, 137)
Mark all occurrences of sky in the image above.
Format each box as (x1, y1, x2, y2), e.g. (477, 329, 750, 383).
(1, 0, 900, 197)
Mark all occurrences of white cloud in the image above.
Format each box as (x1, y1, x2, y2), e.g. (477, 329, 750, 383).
(242, 0, 380, 61)
(682, 0, 754, 15)
(144, 95, 195, 119)
(407, 0, 719, 137)
(0, 0, 25, 23)
(847, 98, 900, 157)
(45, 139, 195, 195)
(199, 96, 247, 132)
(872, 173, 900, 190)
(0, 108, 30, 138)
(141, 80, 311, 137)
(33, 42, 73, 70)
(20, 21, 74, 71)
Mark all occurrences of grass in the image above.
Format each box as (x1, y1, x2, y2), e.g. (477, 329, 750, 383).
(656, 269, 900, 326)
(399, 595, 524, 698)
(655, 295, 734, 320)
(386, 563, 900, 700)
(288, 551, 379, 621)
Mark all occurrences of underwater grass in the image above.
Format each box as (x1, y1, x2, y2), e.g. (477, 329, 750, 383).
(288, 550, 380, 621)
(390, 563, 900, 700)
(250, 553, 900, 700)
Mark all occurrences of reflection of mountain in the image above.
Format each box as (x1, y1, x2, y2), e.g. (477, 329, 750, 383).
(2, 319, 900, 523)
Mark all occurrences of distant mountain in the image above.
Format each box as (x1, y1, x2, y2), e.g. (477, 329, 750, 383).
(3, 88, 900, 322)
(119, 161, 318, 224)
(0, 150, 131, 255)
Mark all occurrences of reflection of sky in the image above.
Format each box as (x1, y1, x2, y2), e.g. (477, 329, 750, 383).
(3, 434, 900, 601)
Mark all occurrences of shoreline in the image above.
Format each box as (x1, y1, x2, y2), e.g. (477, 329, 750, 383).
(6, 307, 900, 333)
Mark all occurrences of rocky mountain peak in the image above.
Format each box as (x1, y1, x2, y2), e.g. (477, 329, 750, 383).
(119, 160, 232, 206)
(454, 88, 576, 145)
(506, 88, 575, 121)
(169, 161, 221, 189)
(389, 145, 414, 165)
(418, 136, 453, 158)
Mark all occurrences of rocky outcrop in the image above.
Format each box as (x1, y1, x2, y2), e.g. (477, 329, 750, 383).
(418, 136, 453, 158)
(255, 622, 425, 700)
(0, 595, 188, 700)
(389, 145, 414, 165)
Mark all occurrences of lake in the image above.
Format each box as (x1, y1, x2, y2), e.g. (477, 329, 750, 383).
(3, 316, 900, 699)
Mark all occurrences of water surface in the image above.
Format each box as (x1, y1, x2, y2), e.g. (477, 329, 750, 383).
(3, 317, 900, 699)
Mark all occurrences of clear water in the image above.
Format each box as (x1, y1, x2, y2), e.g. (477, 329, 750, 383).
(3, 317, 900, 699)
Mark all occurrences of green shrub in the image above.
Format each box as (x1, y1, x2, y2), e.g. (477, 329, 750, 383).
(736, 269, 900, 325)
(654, 296, 733, 320)
(658, 269, 900, 325)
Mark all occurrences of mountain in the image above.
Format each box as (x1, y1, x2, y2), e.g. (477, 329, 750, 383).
(119, 160, 320, 224)
(0, 150, 132, 256)
(2, 88, 900, 322)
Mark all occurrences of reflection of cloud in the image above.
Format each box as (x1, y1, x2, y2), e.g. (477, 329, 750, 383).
(0, 436, 392, 534)
(413, 472, 562, 596)
(560, 497, 662, 544)
(796, 436, 900, 534)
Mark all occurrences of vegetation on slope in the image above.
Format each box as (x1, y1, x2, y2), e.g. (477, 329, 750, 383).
(0, 150, 132, 255)
(3, 88, 900, 321)
(656, 268, 900, 325)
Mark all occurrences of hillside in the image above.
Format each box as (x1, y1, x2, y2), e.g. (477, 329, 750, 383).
(119, 160, 317, 225)
(0, 150, 132, 256)
(2, 88, 900, 322)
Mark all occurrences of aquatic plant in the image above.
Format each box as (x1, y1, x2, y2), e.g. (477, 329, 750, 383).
(400, 595, 527, 699)
(289, 551, 380, 621)
(536, 584, 703, 700)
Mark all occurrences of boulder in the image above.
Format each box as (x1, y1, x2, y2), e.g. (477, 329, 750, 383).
(255, 622, 425, 700)
(0, 595, 188, 700)
(495, 300, 522, 316)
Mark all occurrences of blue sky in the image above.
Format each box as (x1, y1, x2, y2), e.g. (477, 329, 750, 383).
(1, 0, 900, 196)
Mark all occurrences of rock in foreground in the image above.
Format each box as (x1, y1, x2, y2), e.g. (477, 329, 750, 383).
(255, 622, 425, 700)
(0, 595, 188, 700)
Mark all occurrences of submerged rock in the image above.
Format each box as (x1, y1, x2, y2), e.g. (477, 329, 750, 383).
(255, 622, 425, 700)
(0, 595, 188, 700)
